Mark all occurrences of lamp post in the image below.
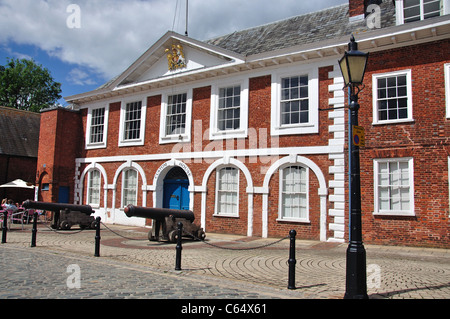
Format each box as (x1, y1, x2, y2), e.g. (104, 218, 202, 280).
(338, 35, 369, 299)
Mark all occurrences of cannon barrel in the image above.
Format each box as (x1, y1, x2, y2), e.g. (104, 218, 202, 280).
(22, 200, 94, 215)
(124, 205, 195, 222)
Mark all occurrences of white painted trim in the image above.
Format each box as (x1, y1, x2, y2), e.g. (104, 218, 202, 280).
(262, 155, 327, 239)
(278, 165, 310, 223)
(373, 157, 415, 217)
(395, 0, 450, 25)
(271, 67, 319, 136)
(372, 69, 413, 125)
(76, 145, 342, 165)
(159, 89, 193, 144)
(209, 76, 249, 140)
(150, 159, 195, 211)
(214, 167, 240, 217)
(445, 63, 450, 118)
(78, 163, 109, 211)
(201, 158, 254, 236)
(118, 96, 147, 147)
(85, 103, 109, 150)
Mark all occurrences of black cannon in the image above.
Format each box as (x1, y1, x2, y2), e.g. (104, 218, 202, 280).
(22, 200, 96, 230)
(124, 205, 206, 242)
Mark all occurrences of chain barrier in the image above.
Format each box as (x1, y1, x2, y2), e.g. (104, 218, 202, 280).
(184, 229, 289, 251)
(41, 223, 88, 235)
(100, 222, 148, 241)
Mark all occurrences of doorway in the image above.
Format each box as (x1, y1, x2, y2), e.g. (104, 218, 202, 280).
(163, 167, 190, 210)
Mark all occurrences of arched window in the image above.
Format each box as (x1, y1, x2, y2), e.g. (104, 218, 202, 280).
(122, 169, 138, 206)
(87, 169, 101, 206)
(279, 166, 309, 222)
(215, 167, 239, 217)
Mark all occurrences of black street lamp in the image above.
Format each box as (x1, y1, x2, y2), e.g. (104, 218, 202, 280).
(338, 35, 369, 299)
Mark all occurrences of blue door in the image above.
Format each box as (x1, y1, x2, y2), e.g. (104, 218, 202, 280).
(58, 186, 70, 203)
(163, 180, 189, 210)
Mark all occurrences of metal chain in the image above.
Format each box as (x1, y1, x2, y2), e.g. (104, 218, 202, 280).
(42, 223, 88, 235)
(100, 222, 148, 241)
(185, 230, 289, 250)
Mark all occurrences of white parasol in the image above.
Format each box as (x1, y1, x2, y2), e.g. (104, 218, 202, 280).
(0, 179, 35, 189)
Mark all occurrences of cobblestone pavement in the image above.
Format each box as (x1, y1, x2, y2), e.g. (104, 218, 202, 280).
(0, 222, 449, 300)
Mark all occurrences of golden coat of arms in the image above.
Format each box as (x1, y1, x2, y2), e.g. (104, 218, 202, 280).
(165, 44, 187, 71)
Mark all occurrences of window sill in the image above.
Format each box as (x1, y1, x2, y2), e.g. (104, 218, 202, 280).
(372, 119, 415, 126)
(118, 139, 144, 147)
(210, 129, 247, 140)
(276, 218, 310, 224)
(373, 211, 415, 217)
(213, 213, 239, 218)
(86, 143, 107, 150)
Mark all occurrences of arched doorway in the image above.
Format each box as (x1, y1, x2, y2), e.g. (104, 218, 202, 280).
(163, 167, 190, 210)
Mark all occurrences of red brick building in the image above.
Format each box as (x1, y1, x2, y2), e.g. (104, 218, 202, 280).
(38, 0, 450, 247)
(0, 106, 40, 202)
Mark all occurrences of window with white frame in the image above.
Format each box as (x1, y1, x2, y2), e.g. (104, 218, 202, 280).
(445, 63, 450, 118)
(372, 70, 413, 124)
(160, 90, 192, 144)
(86, 105, 109, 149)
(215, 167, 239, 216)
(119, 99, 146, 147)
(218, 85, 241, 131)
(124, 101, 142, 140)
(281, 75, 309, 125)
(271, 68, 319, 136)
(374, 158, 415, 216)
(396, 0, 449, 25)
(87, 169, 101, 206)
(122, 169, 138, 206)
(279, 166, 309, 222)
(210, 79, 249, 140)
(166, 93, 187, 136)
(90, 108, 105, 144)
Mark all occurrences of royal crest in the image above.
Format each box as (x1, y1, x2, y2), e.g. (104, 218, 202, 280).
(165, 44, 187, 71)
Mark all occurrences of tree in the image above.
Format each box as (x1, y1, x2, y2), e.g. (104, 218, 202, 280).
(0, 58, 62, 112)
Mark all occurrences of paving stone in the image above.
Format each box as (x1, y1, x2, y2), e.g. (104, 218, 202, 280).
(0, 223, 449, 300)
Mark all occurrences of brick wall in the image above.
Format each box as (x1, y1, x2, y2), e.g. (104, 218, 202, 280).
(49, 37, 450, 247)
(36, 108, 82, 203)
(355, 39, 450, 247)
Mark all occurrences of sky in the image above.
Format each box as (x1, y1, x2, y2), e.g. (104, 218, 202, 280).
(0, 0, 347, 106)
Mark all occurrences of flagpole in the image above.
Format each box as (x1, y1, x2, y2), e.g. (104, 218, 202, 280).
(185, 0, 189, 36)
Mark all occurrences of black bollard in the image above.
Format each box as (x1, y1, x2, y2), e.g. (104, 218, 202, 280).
(31, 212, 38, 247)
(94, 217, 101, 257)
(1, 211, 8, 244)
(175, 222, 183, 271)
(288, 229, 297, 290)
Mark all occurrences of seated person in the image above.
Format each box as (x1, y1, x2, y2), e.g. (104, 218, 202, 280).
(4, 199, 18, 212)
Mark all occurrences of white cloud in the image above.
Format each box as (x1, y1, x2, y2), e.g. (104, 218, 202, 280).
(67, 67, 97, 86)
(0, 0, 347, 81)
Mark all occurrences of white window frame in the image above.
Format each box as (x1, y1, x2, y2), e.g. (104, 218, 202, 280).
(271, 67, 319, 136)
(278, 165, 310, 223)
(214, 167, 240, 217)
(448, 157, 450, 216)
(85, 104, 109, 149)
(209, 78, 249, 140)
(159, 89, 193, 144)
(121, 168, 138, 207)
(118, 97, 147, 147)
(372, 69, 413, 125)
(86, 169, 101, 208)
(395, 0, 449, 25)
(373, 158, 415, 217)
(445, 63, 450, 118)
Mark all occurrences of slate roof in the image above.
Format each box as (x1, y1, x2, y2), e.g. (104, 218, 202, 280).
(0, 106, 40, 158)
(206, 1, 396, 56)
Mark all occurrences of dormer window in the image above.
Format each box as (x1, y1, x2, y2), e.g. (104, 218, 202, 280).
(396, 0, 448, 25)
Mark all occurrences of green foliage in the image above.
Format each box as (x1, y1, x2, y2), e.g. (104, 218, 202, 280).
(0, 58, 62, 112)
